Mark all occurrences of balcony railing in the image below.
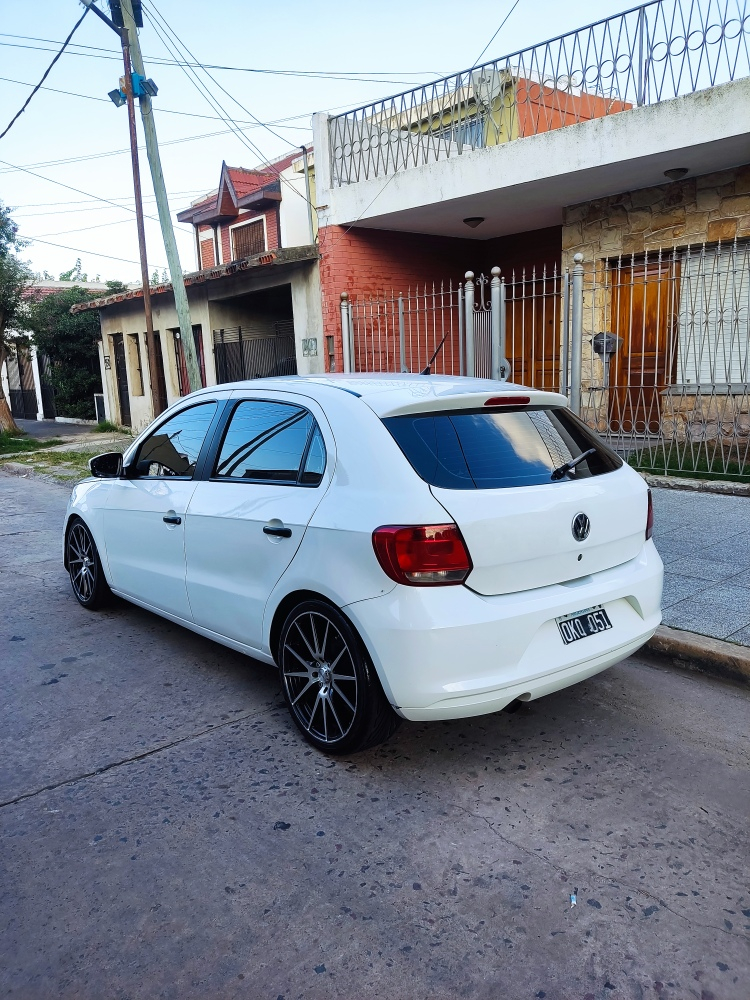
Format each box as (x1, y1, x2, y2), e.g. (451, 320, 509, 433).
(328, 0, 750, 186)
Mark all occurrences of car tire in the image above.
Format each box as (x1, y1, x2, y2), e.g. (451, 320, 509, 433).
(278, 599, 401, 755)
(66, 517, 110, 610)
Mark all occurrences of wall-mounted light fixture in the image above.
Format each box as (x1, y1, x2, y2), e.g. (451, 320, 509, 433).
(463, 217, 485, 229)
(663, 167, 688, 181)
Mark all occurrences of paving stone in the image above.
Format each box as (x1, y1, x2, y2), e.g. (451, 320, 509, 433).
(661, 573, 710, 608)
(665, 556, 741, 582)
(664, 583, 750, 639)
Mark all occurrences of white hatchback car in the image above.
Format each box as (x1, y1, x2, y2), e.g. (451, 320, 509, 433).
(64, 374, 663, 753)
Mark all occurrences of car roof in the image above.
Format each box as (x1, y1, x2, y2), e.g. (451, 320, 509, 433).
(191, 373, 568, 418)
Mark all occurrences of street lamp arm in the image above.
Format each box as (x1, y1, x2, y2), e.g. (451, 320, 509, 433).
(80, 0, 126, 39)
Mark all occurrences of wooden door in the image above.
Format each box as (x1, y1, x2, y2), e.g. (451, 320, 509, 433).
(112, 334, 131, 427)
(608, 261, 680, 433)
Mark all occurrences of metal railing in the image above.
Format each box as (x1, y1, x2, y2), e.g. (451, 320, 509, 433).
(329, 0, 749, 185)
(342, 240, 750, 480)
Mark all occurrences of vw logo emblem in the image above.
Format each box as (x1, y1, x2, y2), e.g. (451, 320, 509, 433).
(572, 513, 590, 542)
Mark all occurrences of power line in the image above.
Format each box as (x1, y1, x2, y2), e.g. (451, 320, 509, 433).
(473, 0, 523, 67)
(25, 235, 170, 269)
(0, 75, 315, 129)
(0, 122, 306, 176)
(144, 0, 302, 155)
(0, 33, 442, 83)
(140, 2, 312, 210)
(0, 156, 193, 232)
(0, 7, 90, 141)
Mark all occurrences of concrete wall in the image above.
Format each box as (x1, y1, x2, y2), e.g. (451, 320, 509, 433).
(314, 78, 750, 242)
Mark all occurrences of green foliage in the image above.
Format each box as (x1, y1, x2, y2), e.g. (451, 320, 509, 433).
(58, 259, 87, 282)
(0, 431, 63, 454)
(105, 279, 130, 294)
(0, 202, 33, 349)
(24, 286, 102, 420)
(627, 446, 748, 483)
(94, 419, 121, 433)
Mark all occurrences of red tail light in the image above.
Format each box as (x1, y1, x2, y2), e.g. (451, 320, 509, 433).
(372, 524, 472, 586)
(646, 489, 654, 540)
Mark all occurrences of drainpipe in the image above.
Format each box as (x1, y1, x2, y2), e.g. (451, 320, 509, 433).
(301, 145, 315, 245)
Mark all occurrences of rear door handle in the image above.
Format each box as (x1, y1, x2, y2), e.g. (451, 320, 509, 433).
(163, 515, 182, 525)
(263, 525, 292, 538)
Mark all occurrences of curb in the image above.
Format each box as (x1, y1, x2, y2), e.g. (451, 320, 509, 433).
(644, 625, 750, 688)
(642, 473, 750, 498)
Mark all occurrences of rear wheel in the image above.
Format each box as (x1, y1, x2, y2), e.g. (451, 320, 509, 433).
(278, 600, 400, 754)
(66, 518, 110, 610)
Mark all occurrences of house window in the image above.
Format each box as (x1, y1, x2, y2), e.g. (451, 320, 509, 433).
(172, 325, 207, 395)
(231, 218, 265, 260)
(675, 242, 750, 385)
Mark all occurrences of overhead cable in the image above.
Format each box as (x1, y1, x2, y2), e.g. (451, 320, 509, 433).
(0, 156, 193, 232)
(473, 0, 523, 67)
(0, 7, 90, 141)
(0, 33, 441, 83)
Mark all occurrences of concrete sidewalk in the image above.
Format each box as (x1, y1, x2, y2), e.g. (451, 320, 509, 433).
(652, 487, 750, 646)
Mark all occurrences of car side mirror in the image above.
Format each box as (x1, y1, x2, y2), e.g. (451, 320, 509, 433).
(89, 452, 123, 478)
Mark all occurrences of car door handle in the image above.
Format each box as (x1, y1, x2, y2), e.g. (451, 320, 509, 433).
(263, 525, 292, 538)
(163, 515, 182, 525)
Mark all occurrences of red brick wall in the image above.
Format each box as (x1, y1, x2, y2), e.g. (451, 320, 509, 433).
(319, 224, 561, 370)
(199, 238, 215, 269)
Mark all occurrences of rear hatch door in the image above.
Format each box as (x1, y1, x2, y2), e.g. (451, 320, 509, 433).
(383, 403, 647, 596)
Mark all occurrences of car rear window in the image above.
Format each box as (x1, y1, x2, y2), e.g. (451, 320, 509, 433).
(383, 406, 622, 490)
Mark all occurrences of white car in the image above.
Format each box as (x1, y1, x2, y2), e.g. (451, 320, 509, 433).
(64, 374, 663, 754)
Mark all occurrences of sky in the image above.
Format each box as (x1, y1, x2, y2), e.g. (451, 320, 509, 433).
(1, 0, 636, 283)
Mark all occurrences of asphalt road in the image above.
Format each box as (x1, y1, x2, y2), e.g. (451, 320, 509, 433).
(1, 471, 748, 1000)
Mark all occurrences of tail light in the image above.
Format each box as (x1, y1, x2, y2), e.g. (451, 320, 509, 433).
(372, 524, 472, 586)
(646, 489, 654, 540)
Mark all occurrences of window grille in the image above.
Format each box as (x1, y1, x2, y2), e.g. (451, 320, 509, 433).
(231, 219, 265, 260)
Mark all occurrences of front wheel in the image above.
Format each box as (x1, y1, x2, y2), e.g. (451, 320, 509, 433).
(66, 518, 110, 610)
(278, 600, 400, 754)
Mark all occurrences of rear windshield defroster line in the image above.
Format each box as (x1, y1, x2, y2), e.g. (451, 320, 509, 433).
(383, 406, 622, 490)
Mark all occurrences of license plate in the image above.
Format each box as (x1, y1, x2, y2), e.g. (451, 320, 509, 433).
(556, 605, 613, 645)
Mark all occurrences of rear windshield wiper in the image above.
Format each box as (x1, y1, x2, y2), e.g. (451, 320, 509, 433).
(551, 448, 597, 481)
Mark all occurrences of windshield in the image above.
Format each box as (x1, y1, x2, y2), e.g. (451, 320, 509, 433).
(383, 406, 622, 490)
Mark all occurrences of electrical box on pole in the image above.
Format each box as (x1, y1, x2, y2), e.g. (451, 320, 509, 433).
(117, 0, 202, 394)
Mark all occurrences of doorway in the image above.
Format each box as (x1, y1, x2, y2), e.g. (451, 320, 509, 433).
(111, 333, 131, 426)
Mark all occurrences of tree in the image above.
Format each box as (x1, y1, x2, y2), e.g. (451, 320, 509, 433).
(59, 259, 87, 282)
(0, 202, 34, 432)
(24, 287, 103, 420)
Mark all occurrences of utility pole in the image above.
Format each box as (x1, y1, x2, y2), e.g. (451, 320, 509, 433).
(120, 32, 165, 415)
(120, 0, 202, 393)
(81, 0, 164, 416)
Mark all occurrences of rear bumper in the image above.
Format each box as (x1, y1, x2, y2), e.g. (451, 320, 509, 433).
(345, 540, 663, 721)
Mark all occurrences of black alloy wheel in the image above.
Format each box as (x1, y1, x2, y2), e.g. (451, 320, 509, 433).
(66, 518, 109, 610)
(278, 600, 400, 754)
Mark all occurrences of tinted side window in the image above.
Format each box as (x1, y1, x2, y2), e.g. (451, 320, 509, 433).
(384, 407, 622, 490)
(135, 401, 218, 478)
(214, 400, 324, 484)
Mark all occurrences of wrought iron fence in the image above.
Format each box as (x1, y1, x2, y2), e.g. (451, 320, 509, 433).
(343, 282, 462, 376)
(213, 327, 297, 382)
(580, 241, 750, 480)
(329, 0, 749, 185)
(342, 240, 750, 480)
